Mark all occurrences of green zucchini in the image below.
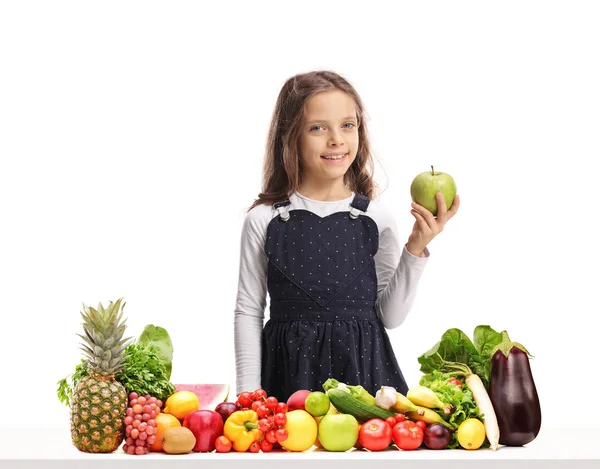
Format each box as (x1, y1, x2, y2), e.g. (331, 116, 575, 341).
(327, 388, 395, 423)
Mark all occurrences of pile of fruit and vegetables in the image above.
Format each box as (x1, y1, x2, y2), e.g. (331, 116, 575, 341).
(57, 299, 541, 455)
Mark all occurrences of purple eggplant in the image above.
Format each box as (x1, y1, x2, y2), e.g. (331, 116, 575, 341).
(489, 333, 541, 446)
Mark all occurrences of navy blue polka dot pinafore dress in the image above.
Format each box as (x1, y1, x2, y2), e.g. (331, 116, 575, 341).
(261, 194, 409, 402)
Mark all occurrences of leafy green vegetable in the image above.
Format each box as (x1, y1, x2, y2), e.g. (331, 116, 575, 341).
(56, 360, 88, 406)
(419, 371, 486, 449)
(138, 324, 174, 379)
(473, 325, 503, 379)
(418, 325, 503, 388)
(473, 325, 502, 358)
(418, 328, 488, 386)
(117, 343, 175, 400)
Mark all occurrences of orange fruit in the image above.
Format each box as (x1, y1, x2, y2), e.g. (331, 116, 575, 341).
(313, 415, 323, 449)
(163, 391, 200, 421)
(150, 413, 181, 452)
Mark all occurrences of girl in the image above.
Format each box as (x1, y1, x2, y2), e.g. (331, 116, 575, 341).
(234, 70, 460, 402)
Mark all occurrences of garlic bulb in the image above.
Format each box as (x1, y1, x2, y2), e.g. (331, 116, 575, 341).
(375, 385, 398, 410)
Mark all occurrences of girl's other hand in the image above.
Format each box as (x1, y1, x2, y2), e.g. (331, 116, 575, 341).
(406, 193, 460, 257)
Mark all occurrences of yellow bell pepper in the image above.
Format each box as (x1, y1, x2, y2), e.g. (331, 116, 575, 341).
(223, 410, 262, 452)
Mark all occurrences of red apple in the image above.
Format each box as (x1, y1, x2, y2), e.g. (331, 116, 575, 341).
(183, 410, 224, 452)
(286, 390, 312, 411)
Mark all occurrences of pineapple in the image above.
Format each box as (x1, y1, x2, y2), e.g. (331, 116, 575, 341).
(70, 298, 131, 453)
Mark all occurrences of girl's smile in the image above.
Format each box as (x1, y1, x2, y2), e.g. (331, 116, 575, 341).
(321, 152, 349, 162)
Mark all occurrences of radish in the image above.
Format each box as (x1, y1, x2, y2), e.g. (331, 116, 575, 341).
(464, 371, 499, 451)
(433, 355, 500, 451)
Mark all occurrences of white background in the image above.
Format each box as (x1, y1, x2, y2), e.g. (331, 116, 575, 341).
(1, 1, 598, 431)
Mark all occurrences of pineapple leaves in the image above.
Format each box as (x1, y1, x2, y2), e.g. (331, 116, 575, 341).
(109, 357, 122, 370)
(77, 339, 94, 358)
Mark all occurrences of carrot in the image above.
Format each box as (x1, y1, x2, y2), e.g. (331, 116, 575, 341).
(440, 360, 500, 451)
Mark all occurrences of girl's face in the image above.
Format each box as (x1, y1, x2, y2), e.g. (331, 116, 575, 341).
(298, 90, 359, 185)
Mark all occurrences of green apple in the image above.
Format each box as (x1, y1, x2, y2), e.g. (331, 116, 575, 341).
(410, 166, 457, 216)
(317, 413, 359, 452)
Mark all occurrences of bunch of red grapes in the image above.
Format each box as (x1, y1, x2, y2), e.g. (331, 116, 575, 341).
(235, 388, 288, 453)
(121, 392, 163, 455)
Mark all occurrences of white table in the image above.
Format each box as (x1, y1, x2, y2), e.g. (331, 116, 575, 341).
(1, 428, 598, 469)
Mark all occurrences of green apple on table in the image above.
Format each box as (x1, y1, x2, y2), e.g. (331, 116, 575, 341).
(317, 413, 359, 451)
(410, 166, 457, 216)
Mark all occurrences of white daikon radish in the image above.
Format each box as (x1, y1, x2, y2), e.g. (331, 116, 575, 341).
(465, 373, 500, 451)
(444, 362, 500, 451)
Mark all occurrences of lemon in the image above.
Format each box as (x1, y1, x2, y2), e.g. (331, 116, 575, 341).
(164, 391, 200, 421)
(457, 418, 486, 450)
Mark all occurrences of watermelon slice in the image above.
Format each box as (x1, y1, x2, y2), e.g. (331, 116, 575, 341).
(173, 384, 230, 411)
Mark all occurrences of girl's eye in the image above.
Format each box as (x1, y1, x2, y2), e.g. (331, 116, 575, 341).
(310, 123, 356, 132)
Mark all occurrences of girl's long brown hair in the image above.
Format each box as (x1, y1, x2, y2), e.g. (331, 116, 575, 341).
(248, 70, 379, 211)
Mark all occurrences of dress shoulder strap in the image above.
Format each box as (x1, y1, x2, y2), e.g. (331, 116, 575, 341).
(349, 194, 371, 219)
(273, 199, 291, 222)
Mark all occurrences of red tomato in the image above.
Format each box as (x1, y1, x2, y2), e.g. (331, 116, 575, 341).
(275, 428, 288, 442)
(274, 413, 287, 427)
(238, 392, 253, 408)
(448, 378, 462, 388)
(260, 439, 273, 452)
(395, 420, 415, 430)
(249, 441, 261, 453)
(393, 420, 424, 450)
(415, 420, 427, 431)
(257, 405, 270, 419)
(394, 414, 405, 423)
(275, 402, 288, 414)
(215, 436, 232, 453)
(265, 397, 278, 410)
(385, 417, 397, 428)
(258, 418, 270, 433)
(265, 430, 278, 444)
(359, 419, 394, 452)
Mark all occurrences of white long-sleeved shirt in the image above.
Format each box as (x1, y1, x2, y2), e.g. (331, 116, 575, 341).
(234, 191, 429, 395)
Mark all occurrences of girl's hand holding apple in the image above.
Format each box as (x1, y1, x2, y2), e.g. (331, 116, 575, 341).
(406, 192, 460, 257)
